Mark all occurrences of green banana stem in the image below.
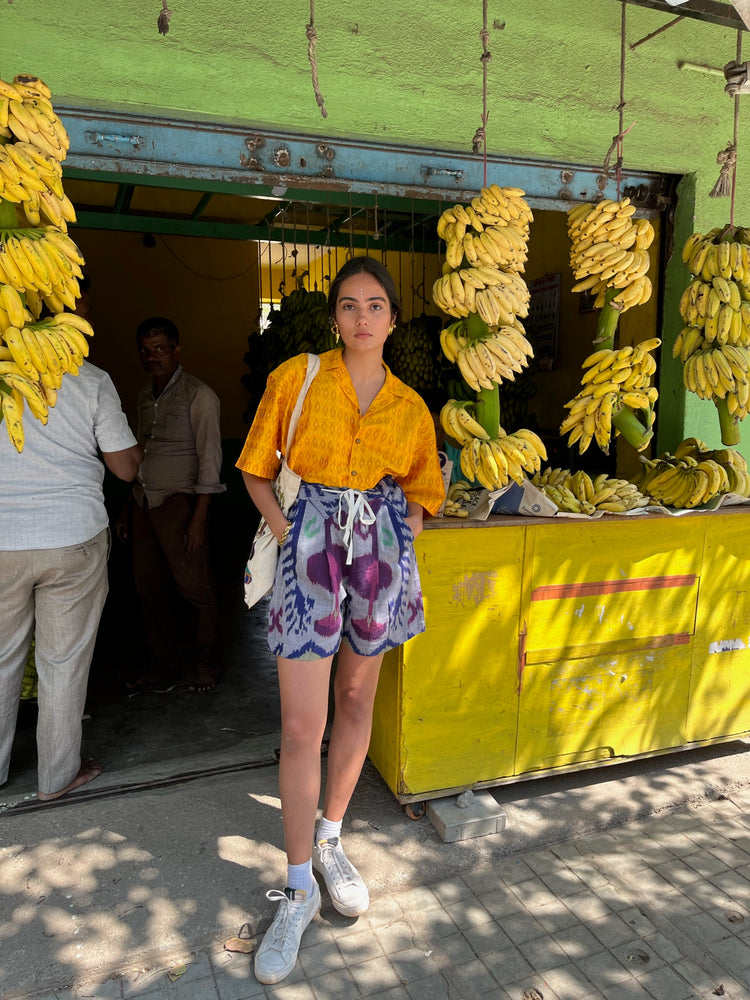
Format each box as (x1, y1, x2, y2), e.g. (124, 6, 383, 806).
(595, 289, 621, 350)
(611, 404, 653, 451)
(0, 196, 17, 230)
(465, 312, 490, 342)
(475, 385, 500, 439)
(715, 396, 742, 446)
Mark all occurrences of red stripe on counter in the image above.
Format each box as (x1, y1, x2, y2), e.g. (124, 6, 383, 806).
(651, 633, 691, 647)
(531, 574, 697, 601)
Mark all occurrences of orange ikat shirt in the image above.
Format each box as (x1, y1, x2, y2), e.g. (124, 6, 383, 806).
(236, 349, 445, 515)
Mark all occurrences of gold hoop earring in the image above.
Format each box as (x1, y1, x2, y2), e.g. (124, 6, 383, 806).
(388, 324, 395, 336)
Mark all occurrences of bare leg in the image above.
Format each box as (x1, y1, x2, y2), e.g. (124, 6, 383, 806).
(322, 646, 385, 823)
(277, 655, 333, 864)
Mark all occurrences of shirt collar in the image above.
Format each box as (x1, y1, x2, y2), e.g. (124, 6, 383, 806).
(324, 348, 404, 397)
(152, 363, 183, 398)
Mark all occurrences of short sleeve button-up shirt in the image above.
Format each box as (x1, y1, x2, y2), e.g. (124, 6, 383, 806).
(236, 350, 445, 515)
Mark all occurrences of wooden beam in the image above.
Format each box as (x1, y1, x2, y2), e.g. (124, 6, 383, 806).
(621, 0, 748, 31)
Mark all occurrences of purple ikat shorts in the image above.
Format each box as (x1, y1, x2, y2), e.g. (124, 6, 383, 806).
(267, 477, 425, 660)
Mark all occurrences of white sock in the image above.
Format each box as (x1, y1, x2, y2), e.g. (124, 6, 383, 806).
(287, 860, 314, 896)
(316, 816, 343, 843)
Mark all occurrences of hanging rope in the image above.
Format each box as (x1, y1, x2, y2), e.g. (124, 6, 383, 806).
(410, 201, 416, 319)
(157, 0, 172, 35)
(306, 0, 328, 119)
(602, 1, 632, 200)
(324, 199, 332, 288)
(471, 0, 491, 186)
(710, 29, 742, 214)
(348, 194, 354, 259)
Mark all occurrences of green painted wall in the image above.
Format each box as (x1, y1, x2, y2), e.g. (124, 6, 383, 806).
(4, 0, 750, 452)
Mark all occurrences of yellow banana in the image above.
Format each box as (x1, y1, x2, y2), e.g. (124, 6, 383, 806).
(0, 285, 26, 327)
(2, 325, 40, 379)
(455, 402, 490, 441)
(1, 386, 25, 450)
(1, 370, 48, 422)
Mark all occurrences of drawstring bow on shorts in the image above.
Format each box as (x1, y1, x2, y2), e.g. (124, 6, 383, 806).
(327, 488, 376, 564)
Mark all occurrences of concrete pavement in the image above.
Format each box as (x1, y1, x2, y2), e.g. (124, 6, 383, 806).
(2, 740, 750, 1000)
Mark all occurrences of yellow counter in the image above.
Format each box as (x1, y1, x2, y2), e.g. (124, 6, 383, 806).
(369, 507, 750, 803)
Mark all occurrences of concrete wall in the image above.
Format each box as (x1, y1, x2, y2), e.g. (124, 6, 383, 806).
(4, 0, 749, 452)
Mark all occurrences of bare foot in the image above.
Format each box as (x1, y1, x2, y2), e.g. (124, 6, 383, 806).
(188, 665, 221, 692)
(37, 759, 104, 802)
(126, 674, 177, 694)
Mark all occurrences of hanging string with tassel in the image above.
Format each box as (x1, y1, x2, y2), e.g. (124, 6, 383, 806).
(157, 0, 172, 35)
(471, 0, 491, 187)
(710, 28, 742, 222)
(306, 0, 328, 119)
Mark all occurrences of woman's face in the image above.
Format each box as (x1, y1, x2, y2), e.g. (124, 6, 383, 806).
(334, 272, 394, 355)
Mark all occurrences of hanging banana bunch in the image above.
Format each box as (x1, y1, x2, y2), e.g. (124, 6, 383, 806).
(567, 198, 654, 312)
(432, 184, 531, 327)
(432, 185, 546, 497)
(385, 313, 441, 396)
(242, 286, 335, 424)
(559, 339, 661, 456)
(562, 198, 658, 456)
(674, 227, 750, 446)
(0, 73, 94, 453)
(439, 317, 533, 393)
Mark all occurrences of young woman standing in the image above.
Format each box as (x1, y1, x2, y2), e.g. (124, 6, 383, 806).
(237, 256, 445, 985)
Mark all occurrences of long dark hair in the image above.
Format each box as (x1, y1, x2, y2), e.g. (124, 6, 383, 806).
(328, 256, 401, 324)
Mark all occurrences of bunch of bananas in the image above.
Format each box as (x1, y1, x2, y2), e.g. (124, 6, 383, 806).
(273, 287, 334, 357)
(459, 428, 547, 490)
(442, 479, 473, 518)
(433, 264, 530, 328)
(0, 73, 94, 452)
(650, 436, 750, 498)
(0, 76, 74, 230)
(678, 341, 750, 410)
(385, 313, 441, 396)
(439, 317, 533, 391)
(0, 226, 84, 313)
(638, 455, 732, 508)
(0, 310, 94, 440)
(242, 286, 335, 423)
(633, 435, 749, 507)
(439, 398, 491, 445)
(432, 185, 531, 327)
(498, 373, 537, 428)
(532, 467, 651, 514)
(560, 339, 660, 454)
(567, 198, 654, 312)
(676, 229, 750, 420)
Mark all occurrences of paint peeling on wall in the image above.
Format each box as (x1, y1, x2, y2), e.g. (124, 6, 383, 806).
(708, 638, 747, 653)
(451, 572, 497, 607)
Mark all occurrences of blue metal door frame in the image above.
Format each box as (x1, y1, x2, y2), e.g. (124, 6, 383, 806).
(59, 107, 675, 243)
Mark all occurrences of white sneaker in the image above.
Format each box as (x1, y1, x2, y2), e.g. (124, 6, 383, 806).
(254, 882, 321, 985)
(312, 837, 369, 916)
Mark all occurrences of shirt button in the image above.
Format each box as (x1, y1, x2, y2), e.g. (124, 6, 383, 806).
(355, 438, 361, 444)
(351, 470, 357, 477)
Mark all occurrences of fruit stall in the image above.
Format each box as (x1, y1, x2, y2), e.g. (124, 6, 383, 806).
(363, 183, 750, 803)
(371, 506, 750, 803)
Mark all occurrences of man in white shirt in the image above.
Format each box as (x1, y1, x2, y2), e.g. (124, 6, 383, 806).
(0, 361, 142, 801)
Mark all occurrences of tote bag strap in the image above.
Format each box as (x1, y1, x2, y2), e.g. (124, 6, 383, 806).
(283, 353, 321, 457)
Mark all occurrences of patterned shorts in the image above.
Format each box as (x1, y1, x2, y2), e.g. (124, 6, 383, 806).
(268, 478, 425, 660)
